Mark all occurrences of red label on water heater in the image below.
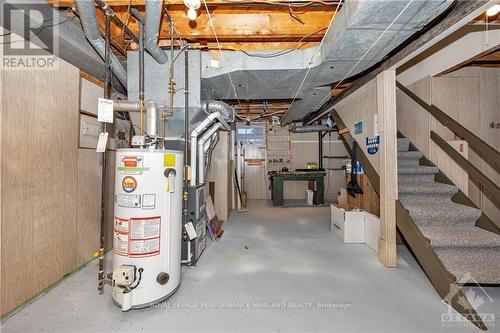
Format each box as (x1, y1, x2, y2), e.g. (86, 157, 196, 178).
(128, 216, 161, 257)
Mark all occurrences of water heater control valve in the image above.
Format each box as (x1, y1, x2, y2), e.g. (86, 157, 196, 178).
(113, 265, 136, 287)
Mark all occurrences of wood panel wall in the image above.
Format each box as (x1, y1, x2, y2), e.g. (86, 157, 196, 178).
(335, 73, 398, 267)
(207, 131, 233, 222)
(397, 67, 500, 223)
(335, 79, 380, 173)
(242, 125, 347, 201)
(1, 62, 115, 316)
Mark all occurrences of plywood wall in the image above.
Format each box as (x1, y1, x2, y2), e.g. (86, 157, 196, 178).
(335, 79, 381, 173)
(334, 72, 398, 267)
(1, 62, 115, 316)
(207, 131, 233, 221)
(397, 67, 500, 223)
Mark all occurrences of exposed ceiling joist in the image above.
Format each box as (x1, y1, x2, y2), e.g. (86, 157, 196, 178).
(47, 0, 341, 7)
(49, 1, 337, 51)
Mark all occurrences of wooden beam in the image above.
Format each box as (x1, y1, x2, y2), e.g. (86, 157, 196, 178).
(377, 70, 397, 268)
(48, 0, 341, 7)
(64, 2, 335, 51)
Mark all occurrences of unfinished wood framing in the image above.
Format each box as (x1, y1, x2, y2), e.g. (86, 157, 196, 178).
(377, 70, 397, 268)
(334, 71, 398, 267)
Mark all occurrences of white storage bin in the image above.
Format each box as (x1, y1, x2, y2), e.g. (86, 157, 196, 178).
(330, 204, 365, 243)
(305, 190, 314, 205)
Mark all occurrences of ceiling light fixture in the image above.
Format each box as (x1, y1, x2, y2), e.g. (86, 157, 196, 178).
(184, 0, 201, 21)
(486, 4, 500, 17)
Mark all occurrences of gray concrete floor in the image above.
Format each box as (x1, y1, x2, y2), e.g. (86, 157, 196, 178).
(2, 200, 499, 333)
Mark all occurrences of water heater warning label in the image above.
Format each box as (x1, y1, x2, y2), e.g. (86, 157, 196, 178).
(113, 217, 129, 256)
(129, 216, 161, 257)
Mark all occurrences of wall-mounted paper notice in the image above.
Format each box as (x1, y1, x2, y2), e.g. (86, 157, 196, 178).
(98, 98, 114, 123)
(96, 132, 108, 152)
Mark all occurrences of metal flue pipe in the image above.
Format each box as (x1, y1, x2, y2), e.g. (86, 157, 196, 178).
(145, 101, 159, 137)
(74, 0, 127, 86)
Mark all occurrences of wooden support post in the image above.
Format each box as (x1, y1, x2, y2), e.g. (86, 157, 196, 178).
(377, 70, 398, 268)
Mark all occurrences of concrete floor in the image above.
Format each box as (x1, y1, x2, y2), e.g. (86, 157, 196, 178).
(2, 200, 499, 333)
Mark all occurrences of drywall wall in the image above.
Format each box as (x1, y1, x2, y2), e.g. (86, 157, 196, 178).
(1, 64, 115, 316)
(396, 67, 499, 223)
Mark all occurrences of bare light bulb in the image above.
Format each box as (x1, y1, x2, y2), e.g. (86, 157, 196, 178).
(187, 7, 197, 21)
(486, 4, 500, 17)
(184, 0, 201, 9)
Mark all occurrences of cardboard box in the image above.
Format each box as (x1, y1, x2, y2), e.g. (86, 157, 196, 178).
(330, 204, 365, 243)
(337, 194, 348, 206)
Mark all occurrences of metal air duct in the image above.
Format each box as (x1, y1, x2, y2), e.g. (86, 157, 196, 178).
(74, 0, 127, 86)
(144, 0, 169, 64)
(202, 100, 236, 123)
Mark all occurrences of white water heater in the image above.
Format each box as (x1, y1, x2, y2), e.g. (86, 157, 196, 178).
(112, 148, 183, 311)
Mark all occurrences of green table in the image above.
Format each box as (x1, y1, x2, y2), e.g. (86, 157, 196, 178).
(269, 171, 326, 207)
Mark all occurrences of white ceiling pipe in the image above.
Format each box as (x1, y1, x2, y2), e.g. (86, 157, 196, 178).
(198, 123, 222, 185)
(190, 111, 230, 186)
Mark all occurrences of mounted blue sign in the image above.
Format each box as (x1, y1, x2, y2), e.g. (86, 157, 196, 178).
(354, 121, 363, 134)
(366, 135, 380, 155)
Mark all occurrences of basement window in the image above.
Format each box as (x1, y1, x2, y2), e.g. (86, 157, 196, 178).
(236, 123, 265, 143)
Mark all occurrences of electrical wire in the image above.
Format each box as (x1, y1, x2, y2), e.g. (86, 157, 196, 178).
(283, 0, 343, 116)
(311, 0, 416, 115)
(203, 0, 241, 106)
(120, 0, 132, 43)
(220, 0, 339, 7)
(230, 27, 327, 59)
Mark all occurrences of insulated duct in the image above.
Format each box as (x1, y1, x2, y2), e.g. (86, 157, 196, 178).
(201, 0, 454, 124)
(291, 124, 332, 133)
(74, 0, 127, 86)
(202, 100, 236, 123)
(144, 0, 169, 64)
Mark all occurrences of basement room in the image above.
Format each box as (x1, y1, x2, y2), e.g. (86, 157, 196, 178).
(1, 0, 499, 332)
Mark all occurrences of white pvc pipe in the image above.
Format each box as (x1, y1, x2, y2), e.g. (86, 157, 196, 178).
(190, 112, 230, 186)
(198, 123, 222, 185)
